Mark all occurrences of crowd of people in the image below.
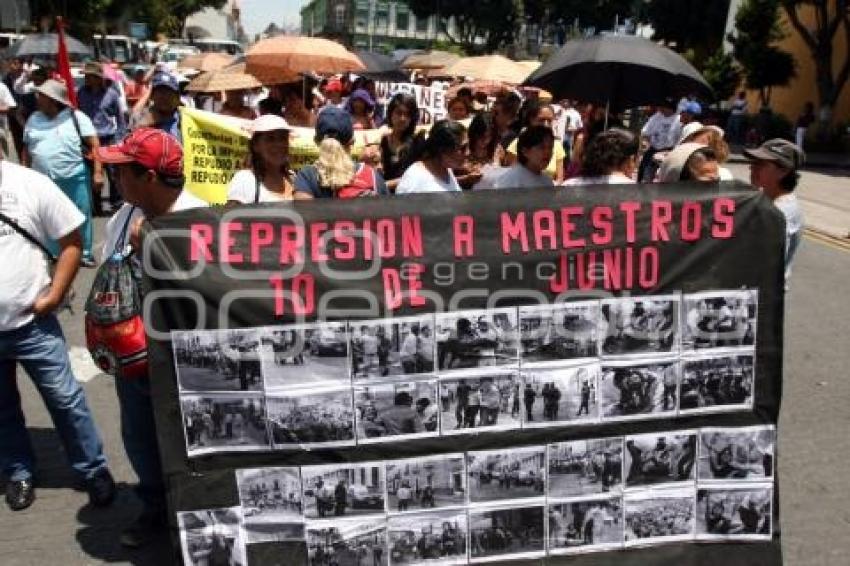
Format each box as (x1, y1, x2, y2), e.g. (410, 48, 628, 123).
(183, 398, 265, 448)
(0, 47, 805, 553)
(626, 497, 694, 540)
(269, 400, 354, 445)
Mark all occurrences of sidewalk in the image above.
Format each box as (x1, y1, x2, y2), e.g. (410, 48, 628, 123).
(728, 150, 850, 170)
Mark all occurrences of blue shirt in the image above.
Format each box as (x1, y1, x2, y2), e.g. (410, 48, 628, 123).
(23, 108, 96, 180)
(77, 85, 125, 139)
(155, 110, 181, 143)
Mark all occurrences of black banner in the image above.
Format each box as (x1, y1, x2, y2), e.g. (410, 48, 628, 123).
(144, 181, 784, 565)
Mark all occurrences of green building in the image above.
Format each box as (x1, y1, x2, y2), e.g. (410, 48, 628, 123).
(300, 0, 455, 53)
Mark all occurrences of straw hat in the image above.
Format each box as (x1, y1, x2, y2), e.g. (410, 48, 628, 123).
(36, 79, 72, 107)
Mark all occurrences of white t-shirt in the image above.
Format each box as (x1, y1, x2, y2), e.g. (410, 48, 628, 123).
(395, 161, 461, 194)
(0, 82, 16, 130)
(0, 160, 84, 330)
(641, 112, 682, 150)
(493, 164, 554, 190)
(101, 190, 208, 261)
(562, 173, 635, 186)
(773, 193, 804, 288)
(227, 169, 294, 203)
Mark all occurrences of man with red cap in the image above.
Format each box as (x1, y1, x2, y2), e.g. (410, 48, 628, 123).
(96, 127, 206, 547)
(323, 77, 346, 110)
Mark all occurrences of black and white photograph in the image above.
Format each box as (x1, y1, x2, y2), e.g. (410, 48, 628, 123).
(180, 394, 270, 456)
(438, 372, 521, 434)
(624, 488, 696, 545)
(178, 507, 247, 566)
(696, 485, 773, 539)
(236, 467, 303, 543)
(306, 517, 388, 566)
(682, 290, 758, 350)
(519, 302, 600, 366)
(436, 309, 519, 371)
(624, 431, 697, 489)
(600, 295, 679, 357)
(266, 388, 355, 449)
(598, 359, 679, 420)
(260, 324, 349, 391)
(680, 354, 755, 413)
(386, 454, 466, 513)
(698, 426, 776, 482)
(302, 463, 386, 519)
(388, 510, 468, 565)
(549, 438, 624, 498)
(522, 364, 599, 427)
(173, 329, 263, 393)
(548, 497, 624, 554)
(467, 447, 546, 503)
(468, 505, 545, 562)
(350, 316, 435, 380)
(354, 380, 439, 443)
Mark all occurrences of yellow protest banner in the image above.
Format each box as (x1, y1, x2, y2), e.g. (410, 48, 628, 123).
(180, 107, 383, 203)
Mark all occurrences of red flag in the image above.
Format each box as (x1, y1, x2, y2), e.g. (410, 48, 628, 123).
(56, 17, 78, 108)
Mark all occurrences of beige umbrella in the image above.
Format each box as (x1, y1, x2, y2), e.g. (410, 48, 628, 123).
(246, 36, 364, 83)
(517, 60, 543, 74)
(443, 55, 531, 84)
(179, 52, 234, 72)
(186, 69, 263, 93)
(402, 50, 460, 70)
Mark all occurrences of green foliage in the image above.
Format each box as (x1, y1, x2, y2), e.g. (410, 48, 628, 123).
(702, 49, 741, 102)
(410, 1, 520, 54)
(644, 0, 731, 67)
(728, 0, 796, 106)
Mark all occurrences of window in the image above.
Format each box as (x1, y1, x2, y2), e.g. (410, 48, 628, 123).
(416, 14, 430, 33)
(334, 4, 346, 28)
(355, 8, 369, 32)
(395, 7, 409, 32)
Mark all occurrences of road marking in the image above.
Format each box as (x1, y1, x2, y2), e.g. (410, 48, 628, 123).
(69, 346, 104, 383)
(805, 228, 850, 253)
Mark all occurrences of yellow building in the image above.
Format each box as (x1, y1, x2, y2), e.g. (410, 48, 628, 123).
(728, 0, 850, 127)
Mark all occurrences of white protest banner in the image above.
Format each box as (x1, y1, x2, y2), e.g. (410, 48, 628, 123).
(374, 82, 448, 126)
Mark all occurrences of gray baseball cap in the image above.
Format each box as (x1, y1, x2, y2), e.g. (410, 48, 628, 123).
(743, 138, 805, 170)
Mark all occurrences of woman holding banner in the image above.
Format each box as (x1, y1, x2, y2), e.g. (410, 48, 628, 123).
(227, 115, 299, 203)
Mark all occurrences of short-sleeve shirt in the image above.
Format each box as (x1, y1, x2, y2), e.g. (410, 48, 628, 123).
(0, 82, 16, 131)
(24, 108, 96, 180)
(641, 112, 682, 150)
(493, 164, 554, 190)
(0, 160, 85, 330)
(294, 163, 388, 198)
(227, 169, 294, 203)
(507, 137, 566, 180)
(395, 161, 461, 194)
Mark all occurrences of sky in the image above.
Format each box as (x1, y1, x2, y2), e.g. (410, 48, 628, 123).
(240, 0, 305, 37)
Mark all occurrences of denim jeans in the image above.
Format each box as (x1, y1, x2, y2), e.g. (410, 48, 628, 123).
(115, 372, 165, 509)
(0, 315, 108, 482)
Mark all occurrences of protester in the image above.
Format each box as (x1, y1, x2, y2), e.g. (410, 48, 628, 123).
(562, 128, 638, 186)
(294, 107, 386, 199)
(494, 126, 555, 189)
(492, 91, 522, 148)
(795, 102, 815, 150)
(322, 77, 346, 109)
(679, 101, 701, 126)
(280, 83, 316, 127)
(657, 143, 721, 183)
(96, 128, 207, 546)
(555, 99, 583, 155)
(3, 58, 25, 157)
(743, 139, 805, 287)
(504, 100, 565, 182)
(0, 148, 115, 512)
(466, 112, 505, 190)
(447, 96, 472, 121)
(396, 120, 467, 194)
(726, 91, 748, 145)
(678, 123, 734, 180)
(0, 76, 16, 157)
(638, 98, 681, 182)
(219, 89, 256, 120)
(78, 62, 127, 214)
(21, 79, 101, 266)
(227, 115, 297, 203)
(379, 93, 423, 190)
(346, 88, 376, 130)
(13, 67, 48, 135)
(124, 66, 150, 110)
(131, 73, 183, 140)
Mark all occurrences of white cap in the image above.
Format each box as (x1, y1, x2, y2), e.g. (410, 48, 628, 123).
(248, 114, 291, 135)
(678, 122, 725, 145)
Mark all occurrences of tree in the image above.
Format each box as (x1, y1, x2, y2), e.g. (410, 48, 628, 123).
(728, 0, 797, 106)
(409, 1, 521, 54)
(644, 0, 732, 67)
(538, 0, 639, 34)
(702, 49, 741, 102)
(780, 0, 850, 124)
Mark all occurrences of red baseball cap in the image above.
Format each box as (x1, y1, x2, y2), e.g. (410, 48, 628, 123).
(97, 128, 183, 177)
(325, 78, 343, 93)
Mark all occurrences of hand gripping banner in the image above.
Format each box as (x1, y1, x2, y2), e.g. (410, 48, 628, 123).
(142, 182, 785, 565)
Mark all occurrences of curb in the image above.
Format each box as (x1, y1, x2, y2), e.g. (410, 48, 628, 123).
(804, 227, 850, 251)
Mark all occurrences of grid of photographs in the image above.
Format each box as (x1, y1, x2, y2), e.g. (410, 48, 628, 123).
(172, 290, 759, 457)
(176, 424, 777, 565)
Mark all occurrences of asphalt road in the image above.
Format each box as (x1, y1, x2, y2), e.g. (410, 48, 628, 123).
(2, 205, 850, 565)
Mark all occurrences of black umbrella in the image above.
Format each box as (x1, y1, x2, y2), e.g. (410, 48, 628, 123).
(354, 50, 408, 82)
(5, 33, 92, 60)
(523, 35, 713, 109)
